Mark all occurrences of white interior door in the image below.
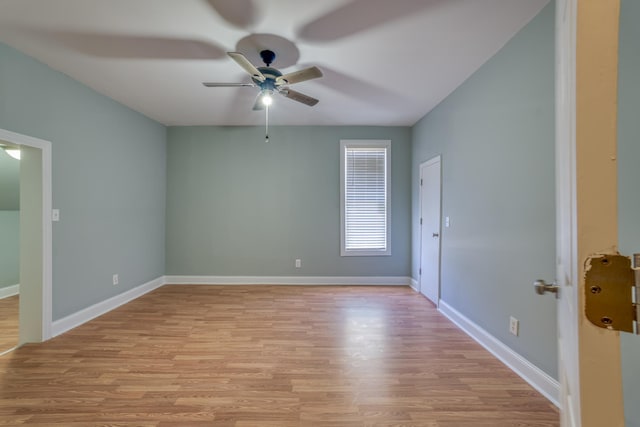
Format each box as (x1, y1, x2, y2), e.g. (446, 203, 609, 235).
(555, 1, 625, 426)
(419, 156, 441, 304)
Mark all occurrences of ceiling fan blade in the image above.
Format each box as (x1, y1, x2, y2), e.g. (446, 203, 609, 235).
(297, 0, 437, 43)
(202, 82, 255, 87)
(206, 0, 259, 29)
(276, 66, 323, 85)
(33, 31, 228, 60)
(227, 52, 265, 82)
(280, 89, 319, 106)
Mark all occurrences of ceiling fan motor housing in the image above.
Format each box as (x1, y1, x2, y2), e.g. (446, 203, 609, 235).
(253, 67, 282, 91)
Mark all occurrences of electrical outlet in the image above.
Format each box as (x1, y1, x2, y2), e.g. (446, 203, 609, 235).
(112, 274, 119, 286)
(509, 316, 519, 336)
(295, 259, 301, 268)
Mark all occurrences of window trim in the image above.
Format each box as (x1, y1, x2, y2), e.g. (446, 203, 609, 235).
(340, 139, 391, 257)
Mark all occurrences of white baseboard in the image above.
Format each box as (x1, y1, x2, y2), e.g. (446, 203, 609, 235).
(438, 300, 560, 407)
(164, 275, 412, 286)
(0, 284, 19, 299)
(51, 276, 164, 337)
(410, 278, 419, 292)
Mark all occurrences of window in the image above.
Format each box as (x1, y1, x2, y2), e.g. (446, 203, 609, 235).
(340, 140, 391, 256)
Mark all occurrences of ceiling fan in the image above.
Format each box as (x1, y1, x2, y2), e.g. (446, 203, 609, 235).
(203, 49, 323, 111)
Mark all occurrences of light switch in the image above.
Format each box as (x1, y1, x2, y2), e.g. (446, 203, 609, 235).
(52, 209, 60, 222)
(445, 216, 450, 227)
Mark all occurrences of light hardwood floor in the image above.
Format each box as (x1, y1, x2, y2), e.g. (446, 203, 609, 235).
(0, 295, 19, 354)
(0, 286, 559, 426)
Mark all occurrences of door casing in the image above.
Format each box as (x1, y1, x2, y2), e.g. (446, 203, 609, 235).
(0, 128, 52, 345)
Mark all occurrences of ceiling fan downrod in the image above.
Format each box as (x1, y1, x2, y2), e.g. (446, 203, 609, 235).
(260, 49, 276, 67)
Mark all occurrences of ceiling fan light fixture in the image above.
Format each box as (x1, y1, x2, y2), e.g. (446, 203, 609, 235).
(261, 91, 273, 106)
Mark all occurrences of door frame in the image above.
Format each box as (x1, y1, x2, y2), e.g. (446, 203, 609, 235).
(0, 128, 53, 344)
(418, 155, 442, 305)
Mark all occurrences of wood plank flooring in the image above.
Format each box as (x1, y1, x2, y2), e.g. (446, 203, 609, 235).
(0, 286, 559, 426)
(0, 295, 19, 353)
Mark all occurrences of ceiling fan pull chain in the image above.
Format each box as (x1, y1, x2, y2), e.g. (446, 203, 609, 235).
(265, 104, 269, 143)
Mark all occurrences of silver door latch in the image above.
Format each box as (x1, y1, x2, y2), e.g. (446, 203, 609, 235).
(534, 279, 559, 298)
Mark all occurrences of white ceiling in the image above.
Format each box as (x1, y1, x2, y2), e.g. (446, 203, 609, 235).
(0, 0, 549, 127)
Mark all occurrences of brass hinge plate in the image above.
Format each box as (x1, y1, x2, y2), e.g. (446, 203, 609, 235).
(584, 254, 636, 333)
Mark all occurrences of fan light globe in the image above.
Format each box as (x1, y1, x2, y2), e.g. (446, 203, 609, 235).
(262, 93, 273, 106)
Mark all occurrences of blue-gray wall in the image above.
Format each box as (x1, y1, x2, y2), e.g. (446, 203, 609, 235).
(0, 43, 167, 320)
(618, 0, 640, 424)
(166, 126, 411, 277)
(411, 2, 557, 378)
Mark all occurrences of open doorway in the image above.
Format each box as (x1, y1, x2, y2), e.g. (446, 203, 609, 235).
(0, 128, 52, 350)
(0, 142, 21, 354)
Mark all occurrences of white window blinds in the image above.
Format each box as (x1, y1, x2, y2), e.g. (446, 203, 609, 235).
(340, 140, 391, 256)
